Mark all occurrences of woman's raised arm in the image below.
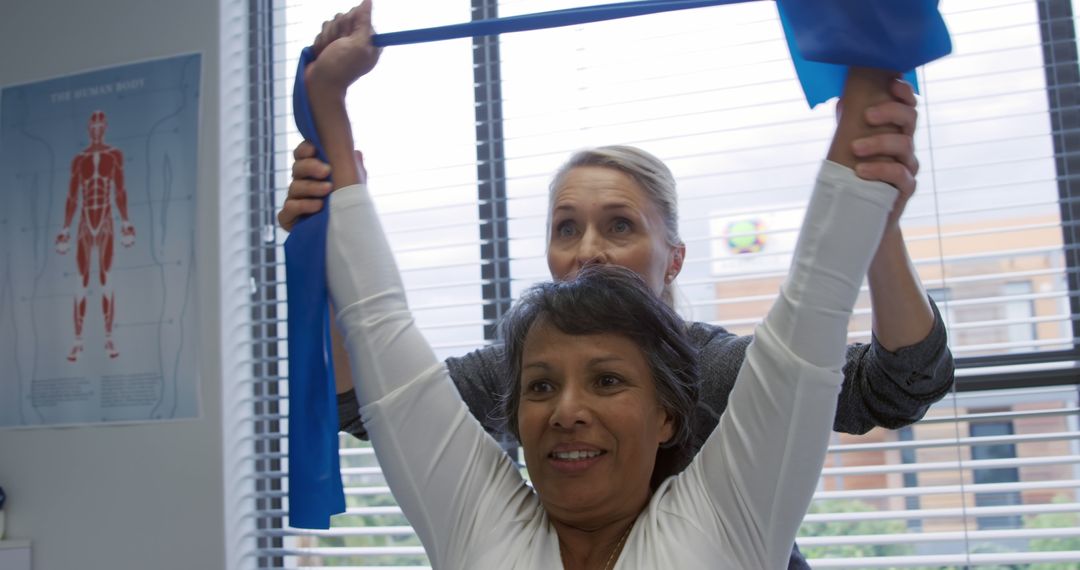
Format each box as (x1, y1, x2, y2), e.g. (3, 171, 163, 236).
(308, 5, 533, 567)
(680, 67, 905, 569)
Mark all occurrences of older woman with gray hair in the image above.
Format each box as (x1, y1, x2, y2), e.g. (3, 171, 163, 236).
(282, 3, 953, 568)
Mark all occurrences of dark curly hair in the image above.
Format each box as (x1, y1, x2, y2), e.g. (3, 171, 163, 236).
(499, 265, 701, 488)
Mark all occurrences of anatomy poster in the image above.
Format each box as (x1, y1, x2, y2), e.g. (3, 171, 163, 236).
(0, 54, 201, 427)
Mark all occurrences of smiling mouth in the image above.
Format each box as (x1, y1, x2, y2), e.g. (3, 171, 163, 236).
(549, 450, 605, 461)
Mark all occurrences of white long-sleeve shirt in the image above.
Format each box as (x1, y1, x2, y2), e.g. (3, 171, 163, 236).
(327, 161, 898, 569)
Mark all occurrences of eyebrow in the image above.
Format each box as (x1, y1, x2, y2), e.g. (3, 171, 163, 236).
(551, 202, 639, 215)
(522, 355, 626, 371)
(587, 355, 626, 367)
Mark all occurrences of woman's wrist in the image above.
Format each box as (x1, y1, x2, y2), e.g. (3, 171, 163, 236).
(308, 88, 361, 187)
(306, 66, 349, 103)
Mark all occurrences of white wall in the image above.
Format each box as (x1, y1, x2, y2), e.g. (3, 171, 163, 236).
(0, 1, 226, 569)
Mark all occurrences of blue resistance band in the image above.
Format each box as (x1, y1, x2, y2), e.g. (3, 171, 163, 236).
(285, 46, 346, 530)
(285, 0, 952, 530)
(370, 0, 951, 107)
(372, 0, 748, 47)
(776, 0, 951, 106)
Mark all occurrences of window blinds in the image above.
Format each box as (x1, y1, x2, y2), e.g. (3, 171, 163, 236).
(231, 0, 1080, 567)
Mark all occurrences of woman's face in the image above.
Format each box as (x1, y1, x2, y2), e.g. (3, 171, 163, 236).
(517, 319, 675, 526)
(547, 166, 684, 297)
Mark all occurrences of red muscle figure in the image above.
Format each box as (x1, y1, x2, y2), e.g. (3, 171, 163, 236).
(55, 111, 135, 361)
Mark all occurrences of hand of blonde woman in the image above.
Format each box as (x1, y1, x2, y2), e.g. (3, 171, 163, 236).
(277, 140, 366, 232)
(845, 78, 920, 227)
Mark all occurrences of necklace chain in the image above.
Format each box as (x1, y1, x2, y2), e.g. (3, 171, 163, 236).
(602, 522, 633, 570)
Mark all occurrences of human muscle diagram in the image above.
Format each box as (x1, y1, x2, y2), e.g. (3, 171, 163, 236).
(0, 55, 201, 427)
(56, 110, 136, 362)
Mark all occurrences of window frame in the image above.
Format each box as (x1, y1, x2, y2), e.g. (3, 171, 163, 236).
(960, 0, 1080, 388)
